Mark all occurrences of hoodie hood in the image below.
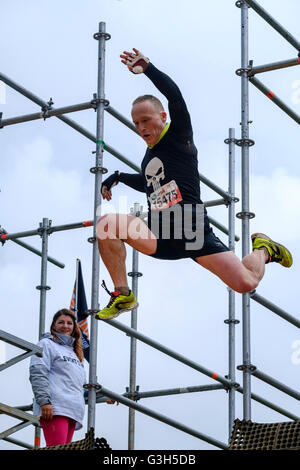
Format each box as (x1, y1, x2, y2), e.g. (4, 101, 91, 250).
(41, 331, 75, 347)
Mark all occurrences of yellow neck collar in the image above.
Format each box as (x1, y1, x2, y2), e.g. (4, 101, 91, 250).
(148, 122, 170, 149)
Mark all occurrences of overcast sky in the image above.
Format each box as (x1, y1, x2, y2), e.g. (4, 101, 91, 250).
(0, 0, 300, 450)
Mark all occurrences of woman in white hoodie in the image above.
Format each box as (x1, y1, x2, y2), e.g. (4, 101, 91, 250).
(29, 309, 86, 447)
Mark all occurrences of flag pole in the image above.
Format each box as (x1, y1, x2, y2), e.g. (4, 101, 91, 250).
(75, 258, 80, 317)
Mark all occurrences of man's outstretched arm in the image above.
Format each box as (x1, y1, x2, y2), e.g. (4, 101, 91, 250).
(101, 171, 145, 201)
(121, 48, 193, 137)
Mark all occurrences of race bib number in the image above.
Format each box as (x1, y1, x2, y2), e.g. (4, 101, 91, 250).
(148, 180, 182, 210)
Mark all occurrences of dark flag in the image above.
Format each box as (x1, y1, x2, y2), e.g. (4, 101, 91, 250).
(70, 259, 90, 362)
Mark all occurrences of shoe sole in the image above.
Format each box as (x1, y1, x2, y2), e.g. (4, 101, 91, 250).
(251, 232, 293, 267)
(96, 302, 139, 321)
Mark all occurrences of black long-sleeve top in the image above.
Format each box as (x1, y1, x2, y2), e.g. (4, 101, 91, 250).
(119, 62, 202, 212)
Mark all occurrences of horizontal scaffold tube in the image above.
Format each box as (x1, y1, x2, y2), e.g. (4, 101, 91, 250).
(105, 319, 236, 389)
(236, 387, 299, 421)
(250, 291, 300, 329)
(98, 385, 228, 449)
(0, 220, 93, 241)
(249, 76, 300, 125)
(252, 369, 300, 401)
(0, 101, 95, 128)
(105, 105, 139, 135)
(0, 228, 65, 268)
(249, 57, 300, 76)
(244, 0, 300, 52)
(95, 383, 224, 403)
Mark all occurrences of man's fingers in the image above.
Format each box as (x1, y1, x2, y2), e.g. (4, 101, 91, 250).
(102, 190, 112, 201)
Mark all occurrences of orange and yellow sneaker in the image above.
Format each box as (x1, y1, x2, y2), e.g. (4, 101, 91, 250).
(96, 281, 138, 320)
(251, 233, 293, 268)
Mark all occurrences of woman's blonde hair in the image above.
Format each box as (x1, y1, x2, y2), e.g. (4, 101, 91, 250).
(50, 308, 84, 363)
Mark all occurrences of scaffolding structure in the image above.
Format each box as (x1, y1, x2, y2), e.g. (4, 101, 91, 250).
(0, 0, 300, 450)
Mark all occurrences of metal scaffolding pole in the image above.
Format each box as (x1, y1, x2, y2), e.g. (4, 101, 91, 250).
(0, 227, 65, 268)
(105, 105, 139, 135)
(225, 128, 238, 439)
(37, 218, 50, 340)
(0, 219, 93, 241)
(34, 218, 50, 448)
(0, 100, 96, 128)
(239, 1, 252, 420)
(127, 204, 143, 450)
(103, 319, 235, 389)
(249, 76, 300, 125)
(86, 21, 109, 431)
(252, 369, 300, 401)
(96, 383, 224, 403)
(244, 0, 300, 52)
(249, 57, 300, 76)
(250, 291, 300, 329)
(97, 386, 228, 450)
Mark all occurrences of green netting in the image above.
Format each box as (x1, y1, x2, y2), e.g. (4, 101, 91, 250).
(229, 419, 300, 450)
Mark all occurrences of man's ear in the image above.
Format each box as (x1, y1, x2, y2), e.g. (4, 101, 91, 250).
(161, 111, 167, 123)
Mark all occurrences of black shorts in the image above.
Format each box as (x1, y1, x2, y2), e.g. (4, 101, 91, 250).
(147, 206, 229, 261)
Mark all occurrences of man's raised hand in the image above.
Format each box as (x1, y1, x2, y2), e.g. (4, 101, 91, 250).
(120, 48, 149, 74)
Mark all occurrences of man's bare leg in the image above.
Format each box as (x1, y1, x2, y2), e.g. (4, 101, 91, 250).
(195, 249, 268, 294)
(98, 238, 128, 287)
(97, 213, 157, 288)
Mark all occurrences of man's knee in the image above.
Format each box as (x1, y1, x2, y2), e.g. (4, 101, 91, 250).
(234, 278, 258, 294)
(96, 213, 118, 240)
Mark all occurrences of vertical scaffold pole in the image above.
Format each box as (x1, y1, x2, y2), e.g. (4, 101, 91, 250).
(35, 217, 51, 448)
(128, 204, 143, 450)
(239, 1, 252, 420)
(87, 21, 109, 430)
(37, 218, 50, 339)
(226, 129, 238, 439)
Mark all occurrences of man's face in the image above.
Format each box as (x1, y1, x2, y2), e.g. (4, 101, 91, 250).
(131, 100, 167, 147)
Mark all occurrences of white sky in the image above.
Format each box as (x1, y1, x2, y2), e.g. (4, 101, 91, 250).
(0, 0, 299, 450)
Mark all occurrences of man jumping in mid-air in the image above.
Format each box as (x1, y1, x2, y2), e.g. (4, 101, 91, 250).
(95, 48, 292, 320)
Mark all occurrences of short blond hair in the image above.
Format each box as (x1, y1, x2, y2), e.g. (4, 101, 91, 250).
(132, 95, 164, 112)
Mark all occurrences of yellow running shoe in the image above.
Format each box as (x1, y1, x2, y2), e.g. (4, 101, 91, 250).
(96, 281, 138, 320)
(251, 233, 293, 268)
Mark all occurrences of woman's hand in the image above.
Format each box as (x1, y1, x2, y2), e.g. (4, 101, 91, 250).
(41, 404, 53, 421)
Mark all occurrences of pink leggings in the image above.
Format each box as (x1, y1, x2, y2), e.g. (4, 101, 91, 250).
(40, 415, 76, 447)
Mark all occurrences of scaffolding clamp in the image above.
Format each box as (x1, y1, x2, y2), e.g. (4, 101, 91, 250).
(126, 385, 140, 402)
(85, 308, 99, 316)
(235, 0, 250, 8)
(93, 32, 111, 41)
(224, 194, 240, 208)
(36, 285, 51, 291)
(87, 237, 97, 244)
(128, 271, 143, 278)
(224, 318, 240, 325)
(224, 137, 238, 145)
(41, 98, 54, 120)
(235, 138, 255, 147)
(237, 364, 257, 373)
(83, 382, 102, 391)
(90, 166, 108, 174)
(223, 377, 240, 392)
(0, 112, 3, 129)
(91, 94, 110, 110)
(236, 211, 255, 219)
(235, 67, 252, 76)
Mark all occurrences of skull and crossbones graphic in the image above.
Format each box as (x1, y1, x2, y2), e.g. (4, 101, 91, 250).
(145, 157, 165, 191)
